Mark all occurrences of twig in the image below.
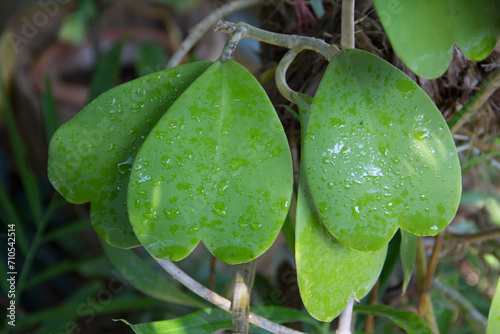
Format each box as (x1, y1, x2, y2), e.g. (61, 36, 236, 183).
(152, 256, 306, 334)
(446, 228, 500, 244)
(232, 261, 256, 334)
(341, 0, 355, 49)
(432, 281, 487, 333)
(166, 0, 261, 68)
(215, 20, 339, 60)
(336, 298, 354, 334)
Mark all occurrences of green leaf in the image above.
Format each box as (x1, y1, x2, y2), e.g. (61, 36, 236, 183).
(303, 49, 461, 252)
(121, 306, 318, 333)
(400, 230, 417, 295)
(101, 240, 205, 308)
(48, 61, 212, 248)
(374, 0, 500, 78)
(128, 60, 293, 264)
(296, 170, 387, 322)
(120, 308, 231, 334)
(354, 305, 433, 334)
(487, 277, 500, 334)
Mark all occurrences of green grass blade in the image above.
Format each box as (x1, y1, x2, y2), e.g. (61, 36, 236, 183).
(15, 194, 64, 301)
(0, 70, 42, 223)
(24, 255, 104, 289)
(0, 180, 29, 255)
(88, 40, 124, 102)
(41, 76, 58, 142)
(18, 282, 102, 330)
(42, 219, 91, 244)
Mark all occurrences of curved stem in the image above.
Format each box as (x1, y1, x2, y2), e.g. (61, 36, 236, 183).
(276, 48, 301, 103)
(216, 20, 339, 60)
(166, 0, 261, 68)
(151, 256, 306, 334)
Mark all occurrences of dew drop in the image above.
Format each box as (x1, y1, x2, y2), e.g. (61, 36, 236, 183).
(213, 202, 227, 218)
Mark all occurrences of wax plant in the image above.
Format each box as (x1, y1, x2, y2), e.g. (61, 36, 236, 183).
(47, 0, 500, 333)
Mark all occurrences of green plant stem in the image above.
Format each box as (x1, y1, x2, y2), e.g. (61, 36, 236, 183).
(215, 20, 339, 60)
(337, 298, 354, 334)
(166, 0, 262, 68)
(232, 261, 256, 334)
(341, 0, 356, 49)
(432, 281, 487, 334)
(151, 256, 305, 334)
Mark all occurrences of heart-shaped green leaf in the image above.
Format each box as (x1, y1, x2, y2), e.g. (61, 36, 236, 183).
(48, 61, 212, 248)
(128, 60, 293, 264)
(303, 49, 461, 252)
(296, 173, 387, 322)
(374, 0, 500, 78)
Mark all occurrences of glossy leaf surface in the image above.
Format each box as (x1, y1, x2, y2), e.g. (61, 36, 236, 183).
(296, 172, 387, 322)
(374, 0, 500, 78)
(304, 49, 461, 252)
(48, 61, 212, 248)
(128, 60, 293, 264)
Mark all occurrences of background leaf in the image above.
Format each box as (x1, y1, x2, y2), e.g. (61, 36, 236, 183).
(374, 0, 500, 78)
(101, 240, 206, 309)
(354, 304, 433, 334)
